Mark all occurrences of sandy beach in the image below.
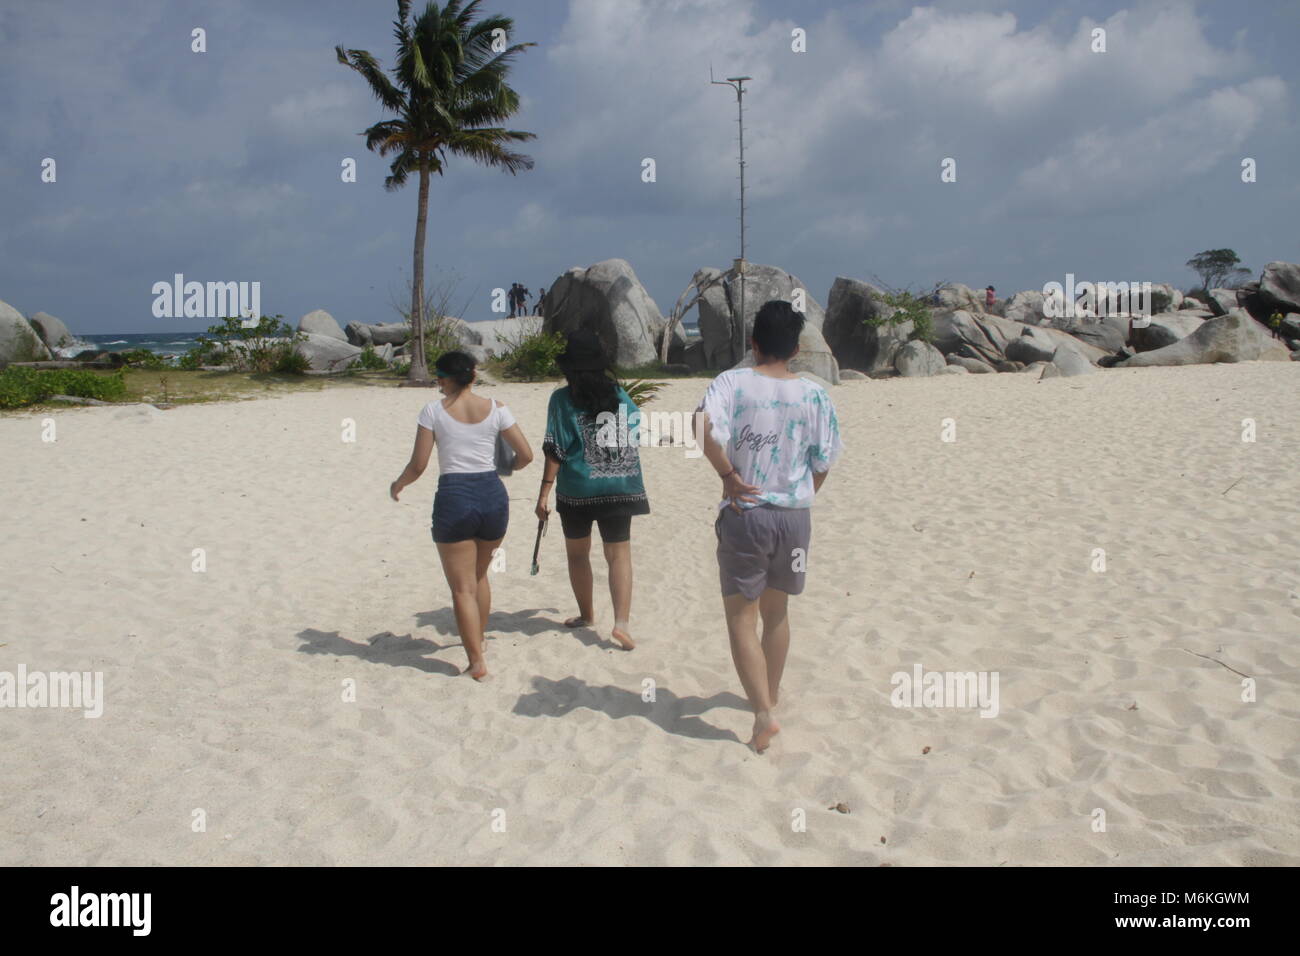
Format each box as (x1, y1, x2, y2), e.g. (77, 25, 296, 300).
(2, 362, 1298, 866)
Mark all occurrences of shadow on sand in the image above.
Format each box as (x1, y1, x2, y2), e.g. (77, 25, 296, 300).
(513, 676, 748, 742)
(295, 627, 463, 676)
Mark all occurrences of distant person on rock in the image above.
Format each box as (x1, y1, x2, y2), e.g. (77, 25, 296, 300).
(1269, 311, 1284, 340)
(985, 285, 996, 312)
(533, 286, 545, 316)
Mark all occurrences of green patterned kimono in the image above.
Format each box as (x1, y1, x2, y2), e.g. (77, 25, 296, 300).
(543, 385, 651, 520)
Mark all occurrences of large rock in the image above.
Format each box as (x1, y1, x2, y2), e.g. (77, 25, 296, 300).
(1118, 310, 1292, 367)
(934, 283, 984, 313)
(437, 316, 482, 348)
(730, 320, 840, 384)
(298, 309, 346, 341)
(695, 263, 825, 369)
(295, 332, 363, 371)
(1067, 315, 1128, 353)
(1051, 343, 1094, 377)
(28, 312, 73, 351)
(0, 299, 51, 365)
(946, 353, 995, 373)
(1150, 283, 1184, 312)
(1130, 312, 1205, 352)
(369, 323, 411, 346)
(1256, 261, 1300, 314)
(1002, 290, 1048, 325)
(344, 321, 372, 347)
(1206, 288, 1238, 316)
(823, 277, 909, 373)
(343, 321, 414, 347)
(1005, 326, 1061, 365)
(931, 310, 1107, 367)
(682, 340, 707, 373)
(895, 340, 946, 377)
(542, 258, 664, 367)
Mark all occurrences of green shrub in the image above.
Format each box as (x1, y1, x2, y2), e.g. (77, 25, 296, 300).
(865, 288, 936, 344)
(120, 348, 169, 370)
(0, 367, 127, 409)
(496, 325, 566, 381)
(1149, 290, 1172, 315)
(273, 348, 311, 374)
(357, 345, 389, 370)
(184, 315, 307, 374)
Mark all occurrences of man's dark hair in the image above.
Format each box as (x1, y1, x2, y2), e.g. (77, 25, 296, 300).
(434, 350, 476, 387)
(752, 299, 804, 360)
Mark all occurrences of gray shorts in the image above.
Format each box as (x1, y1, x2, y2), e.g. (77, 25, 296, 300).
(715, 504, 812, 600)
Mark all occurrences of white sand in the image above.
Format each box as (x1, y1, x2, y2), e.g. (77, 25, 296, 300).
(2, 362, 1298, 865)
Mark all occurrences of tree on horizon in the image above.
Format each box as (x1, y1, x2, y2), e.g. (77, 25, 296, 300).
(1186, 249, 1251, 292)
(337, 0, 535, 384)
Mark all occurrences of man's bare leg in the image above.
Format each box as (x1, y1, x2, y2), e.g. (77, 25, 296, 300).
(758, 588, 790, 706)
(723, 591, 780, 752)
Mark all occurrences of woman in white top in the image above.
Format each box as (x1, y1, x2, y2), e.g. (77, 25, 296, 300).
(390, 351, 533, 680)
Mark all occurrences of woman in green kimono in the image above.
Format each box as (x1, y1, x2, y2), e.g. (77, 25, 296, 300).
(536, 329, 649, 650)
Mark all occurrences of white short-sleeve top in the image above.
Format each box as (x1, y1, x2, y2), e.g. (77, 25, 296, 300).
(417, 399, 517, 475)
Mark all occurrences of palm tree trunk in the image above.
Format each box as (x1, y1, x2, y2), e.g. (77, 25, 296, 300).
(408, 159, 431, 384)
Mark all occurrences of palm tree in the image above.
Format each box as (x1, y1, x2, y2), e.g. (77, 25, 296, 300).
(337, 0, 535, 384)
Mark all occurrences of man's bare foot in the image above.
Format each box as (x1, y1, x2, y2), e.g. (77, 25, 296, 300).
(564, 616, 592, 628)
(611, 625, 635, 650)
(751, 711, 780, 753)
(463, 658, 489, 681)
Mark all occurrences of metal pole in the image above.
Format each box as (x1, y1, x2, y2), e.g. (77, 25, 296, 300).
(712, 71, 751, 364)
(736, 79, 746, 363)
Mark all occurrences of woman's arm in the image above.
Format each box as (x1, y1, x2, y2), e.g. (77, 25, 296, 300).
(535, 454, 560, 520)
(390, 425, 434, 501)
(495, 401, 533, 469)
(501, 423, 534, 470)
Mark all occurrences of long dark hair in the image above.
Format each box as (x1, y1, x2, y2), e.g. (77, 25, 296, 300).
(566, 368, 619, 416)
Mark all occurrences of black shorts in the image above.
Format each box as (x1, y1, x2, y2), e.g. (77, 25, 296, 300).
(558, 511, 633, 543)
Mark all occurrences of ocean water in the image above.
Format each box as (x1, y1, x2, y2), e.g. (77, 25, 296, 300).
(58, 332, 206, 359)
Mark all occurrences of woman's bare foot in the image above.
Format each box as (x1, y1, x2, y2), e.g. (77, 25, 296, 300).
(611, 625, 635, 650)
(564, 616, 591, 628)
(751, 711, 780, 753)
(463, 657, 489, 681)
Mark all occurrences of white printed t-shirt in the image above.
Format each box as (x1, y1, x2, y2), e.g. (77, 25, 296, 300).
(698, 368, 843, 510)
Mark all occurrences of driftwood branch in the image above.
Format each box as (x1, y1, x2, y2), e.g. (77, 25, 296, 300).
(659, 269, 733, 365)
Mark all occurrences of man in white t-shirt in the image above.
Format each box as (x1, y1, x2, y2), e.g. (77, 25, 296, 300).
(695, 300, 843, 752)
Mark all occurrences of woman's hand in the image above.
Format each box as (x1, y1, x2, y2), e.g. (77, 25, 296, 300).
(390, 480, 403, 502)
(535, 498, 551, 522)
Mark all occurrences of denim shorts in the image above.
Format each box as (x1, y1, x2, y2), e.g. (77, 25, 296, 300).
(431, 471, 509, 543)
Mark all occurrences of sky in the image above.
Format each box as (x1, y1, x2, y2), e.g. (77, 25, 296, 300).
(0, 0, 1296, 334)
